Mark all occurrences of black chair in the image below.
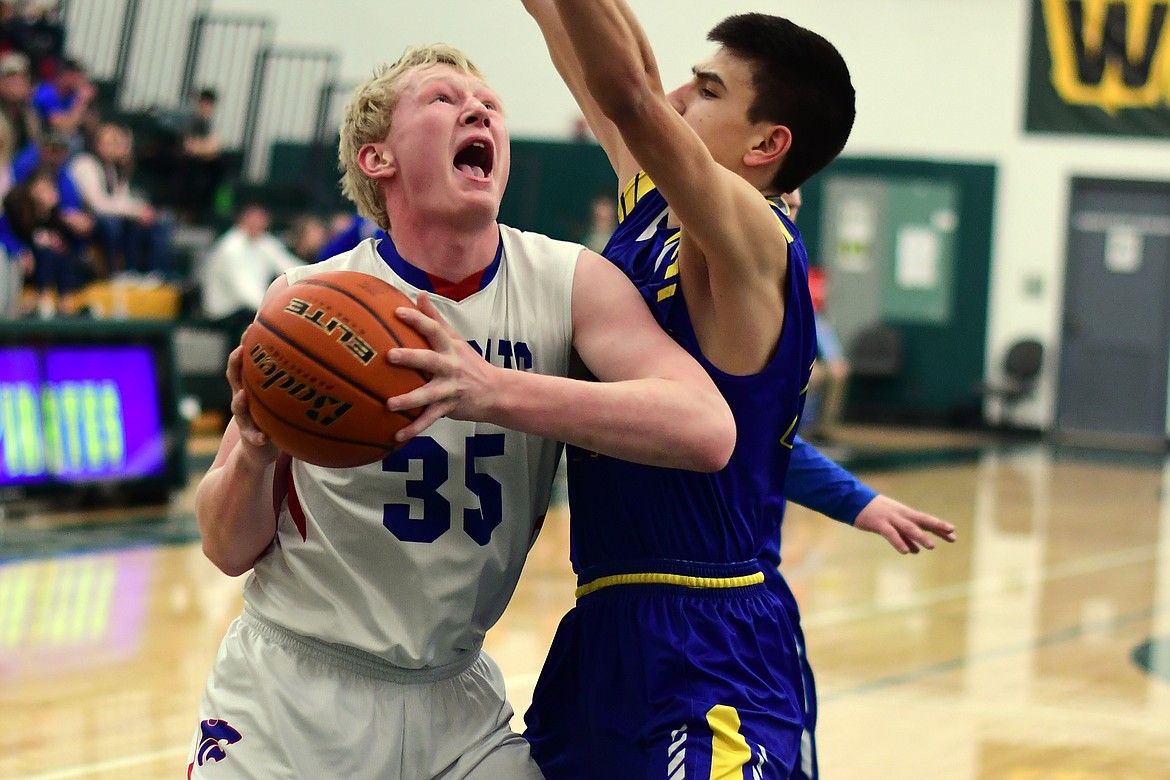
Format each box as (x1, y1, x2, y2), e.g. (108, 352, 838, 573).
(979, 338, 1043, 427)
(847, 323, 903, 379)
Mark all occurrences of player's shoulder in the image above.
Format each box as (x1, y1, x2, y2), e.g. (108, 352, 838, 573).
(286, 238, 382, 285)
(499, 223, 582, 267)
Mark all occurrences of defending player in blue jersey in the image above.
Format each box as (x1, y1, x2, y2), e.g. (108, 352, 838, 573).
(521, 2, 958, 778)
(520, 2, 857, 777)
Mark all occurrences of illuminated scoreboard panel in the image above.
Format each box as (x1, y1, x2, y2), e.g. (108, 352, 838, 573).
(0, 345, 167, 488)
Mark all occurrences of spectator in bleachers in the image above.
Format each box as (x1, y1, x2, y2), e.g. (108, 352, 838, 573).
(316, 212, 379, 261)
(0, 50, 40, 155)
(170, 87, 223, 224)
(200, 202, 302, 343)
(0, 105, 25, 319)
(31, 56, 93, 154)
(0, 1, 21, 59)
(6, 1, 63, 80)
(70, 121, 174, 279)
(286, 212, 328, 263)
(3, 164, 91, 317)
(13, 127, 79, 196)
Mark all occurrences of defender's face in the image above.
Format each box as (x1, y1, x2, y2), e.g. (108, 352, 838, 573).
(382, 64, 510, 224)
(667, 49, 765, 173)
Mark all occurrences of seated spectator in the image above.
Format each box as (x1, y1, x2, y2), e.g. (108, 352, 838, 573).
(0, 107, 23, 319)
(201, 202, 303, 340)
(12, 128, 92, 240)
(31, 56, 93, 154)
(580, 191, 616, 254)
(3, 165, 92, 317)
(783, 188, 850, 441)
(5, 1, 63, 81)
(169, 87, 223, 224)
(0, 50, 40, 156)
(286, 212, 328, 262)
(804, 266, 850, 440)
(316, 212, 380, 261)
(70, 122, 174, 279)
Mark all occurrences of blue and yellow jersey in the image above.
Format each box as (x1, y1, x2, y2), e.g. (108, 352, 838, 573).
(566, 172, 818, 574)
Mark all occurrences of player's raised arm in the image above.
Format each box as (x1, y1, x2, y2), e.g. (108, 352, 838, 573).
(548, 0, 788, 367)
(521, 0, 638, 188)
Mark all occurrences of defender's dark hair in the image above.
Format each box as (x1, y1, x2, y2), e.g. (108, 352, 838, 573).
(708, 14, 855, 193)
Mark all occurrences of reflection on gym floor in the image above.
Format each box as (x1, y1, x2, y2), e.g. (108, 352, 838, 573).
(1, 437, 1169, 779)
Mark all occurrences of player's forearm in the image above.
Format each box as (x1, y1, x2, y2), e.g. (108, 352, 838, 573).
(786, 436, 876, 524)
(552, 0, 659, 118)
(524, 1, 606, 126)
(195, 446, 278, 576)
(490, 369, 734, 471)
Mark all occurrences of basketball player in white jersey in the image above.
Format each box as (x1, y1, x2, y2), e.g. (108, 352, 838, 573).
(186, 44, 736, 779)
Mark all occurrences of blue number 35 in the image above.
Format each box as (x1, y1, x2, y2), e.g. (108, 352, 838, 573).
(381, 433, 506, 546)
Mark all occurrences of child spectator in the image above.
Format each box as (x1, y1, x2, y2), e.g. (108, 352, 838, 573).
(3, 165, 90, 317)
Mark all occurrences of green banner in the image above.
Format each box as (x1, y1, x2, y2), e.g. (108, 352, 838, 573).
(1027, 0, 1170, 136)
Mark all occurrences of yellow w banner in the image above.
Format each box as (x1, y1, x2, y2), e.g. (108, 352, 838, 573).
(1027, 0, 1170, 134)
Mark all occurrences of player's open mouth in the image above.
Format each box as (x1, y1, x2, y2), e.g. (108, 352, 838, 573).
(453, 138, 494, 180)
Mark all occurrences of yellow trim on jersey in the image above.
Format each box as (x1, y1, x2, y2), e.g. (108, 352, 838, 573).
(773, 209, 794, 243)
(574, 571, 765, 599)
(802, 359, 816, 394)
(619, 171, 657, 224)
(707, 705, 752, 779)
(657, 283, 678, 302)
(780, 415, 798, 450)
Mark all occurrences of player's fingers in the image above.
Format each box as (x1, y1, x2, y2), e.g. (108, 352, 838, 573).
(387, 384, 445, 413)
(412, 292, 460, 338)
(226, 346, 245, 392)
(395, 305, 454, 351)
(394, 402, 451, 442)
(388, 347, 450, 378)
(896, 517, 936, 550)
(912, 512, 957, 541)
(879, 525, 911, 554)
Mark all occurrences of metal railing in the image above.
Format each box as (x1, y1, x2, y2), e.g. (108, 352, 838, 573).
(180, 13, 274, 151)
(61, 0, 347, 210)
(65, 0, 211, 111)
(242, 47, 339, 183)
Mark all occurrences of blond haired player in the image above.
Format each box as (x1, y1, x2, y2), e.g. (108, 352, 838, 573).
(187, 44, 734, 779)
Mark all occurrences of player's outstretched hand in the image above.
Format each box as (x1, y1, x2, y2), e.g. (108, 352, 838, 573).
(226, 342, 279, 465)
(386, 292, 498, 441)
(853, 494, 956, 554)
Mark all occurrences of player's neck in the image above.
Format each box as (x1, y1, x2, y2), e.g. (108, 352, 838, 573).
(387, 218, 500, 279)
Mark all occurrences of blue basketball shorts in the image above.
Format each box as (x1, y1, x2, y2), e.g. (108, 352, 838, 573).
(524, 561, 806, 780)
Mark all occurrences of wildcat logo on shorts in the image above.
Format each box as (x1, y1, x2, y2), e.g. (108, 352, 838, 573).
(188, 719, 242, 776)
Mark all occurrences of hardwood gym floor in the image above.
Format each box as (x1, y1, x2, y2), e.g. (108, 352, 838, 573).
(1, 425, 1168, 779)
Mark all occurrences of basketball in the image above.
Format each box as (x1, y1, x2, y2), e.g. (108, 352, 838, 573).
(239, 270, 430, 468)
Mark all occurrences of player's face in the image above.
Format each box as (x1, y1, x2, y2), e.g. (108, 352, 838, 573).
(382, 64, 510, 225)
(667, 49, 770, 175)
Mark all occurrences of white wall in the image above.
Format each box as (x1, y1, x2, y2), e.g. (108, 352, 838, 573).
(208, 0, 1170, 429)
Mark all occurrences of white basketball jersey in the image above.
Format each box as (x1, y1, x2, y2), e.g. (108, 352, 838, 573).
(243, 226, 578, 669)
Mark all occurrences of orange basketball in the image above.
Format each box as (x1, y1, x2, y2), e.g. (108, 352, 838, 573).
(239, 270, 429, 468)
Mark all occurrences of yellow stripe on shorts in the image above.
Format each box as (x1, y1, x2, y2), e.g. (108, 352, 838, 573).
(707, 705, 752, 779)
(574, 570, 764, 599)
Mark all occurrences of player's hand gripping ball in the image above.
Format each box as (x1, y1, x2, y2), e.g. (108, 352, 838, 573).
(240, 270, 429, 467)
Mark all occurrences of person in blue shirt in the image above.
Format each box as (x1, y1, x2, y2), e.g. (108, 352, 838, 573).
(30, 57, 93, 154)
(314, 212, 381, 262)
